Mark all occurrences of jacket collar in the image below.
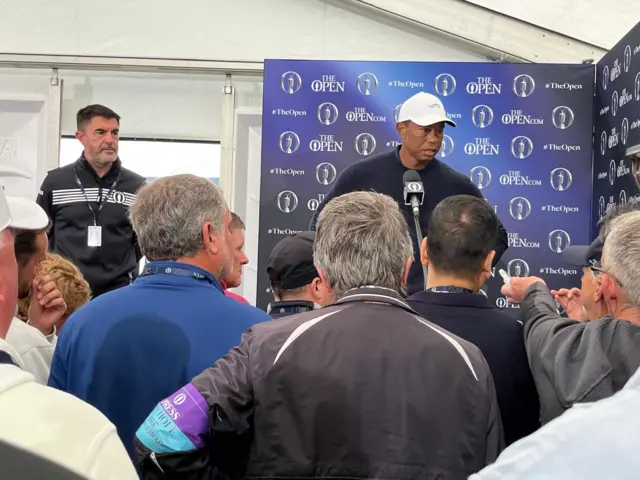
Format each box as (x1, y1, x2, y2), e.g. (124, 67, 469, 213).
(141, 261, 223, 293)
(267, 300, 315, 315)
(408, 290, 492, 309)
(336, 286, 418, 314)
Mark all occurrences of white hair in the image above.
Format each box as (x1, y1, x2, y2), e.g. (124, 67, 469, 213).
(313, 191, 413, 299)
(130, 174, 227, 261)
(602, 210, 640, 308)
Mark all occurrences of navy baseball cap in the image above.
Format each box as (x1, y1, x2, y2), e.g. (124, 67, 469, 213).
(267, 231, 319, 290)
(563, 237, 603, 267)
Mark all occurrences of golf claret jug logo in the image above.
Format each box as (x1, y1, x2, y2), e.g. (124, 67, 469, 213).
(407, 182, 423, 193)
(307, 194, 325, 212)
(439, 135, 454, 158)
(434, 73, 456, 96)
(355, 133, 376, 156)
(599, 196, 606, 218)
(509, 197, 532, 220)
(469, 166, 491, 190)
(511, 136, 534, 159)
(277, 191, 299, 213)
(550, 168, 573, 191)
(356, 72, 378, 96)
(600, 131, 607, 156)
(507, 258, 530, 278)
(622, 117, 629, 145)
(394, 104, 402, 123)
(620, 189, 628, 205)
(635, 73, 640, 101)
(612, 90, 619, 117)
(471, 105, 494, 128)
(279, 131, 300, 154)
(513, 74, 535, 98)
(609, 159, 616, 186)
(603, 65, 609, 91)
(466, 77, 501, 94)
(624, 45, 632, 73)
(317, 102, 339, 126)
(552, 106, 575, 130)
(316, 162, 337, 186)
(549, 230, 571, 254)
(281, 71, 302, 94)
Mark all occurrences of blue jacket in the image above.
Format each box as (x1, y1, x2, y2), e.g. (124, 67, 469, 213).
(48, 261, 269, 460)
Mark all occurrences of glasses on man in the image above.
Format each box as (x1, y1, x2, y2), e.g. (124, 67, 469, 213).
(590, 264, 624, 287)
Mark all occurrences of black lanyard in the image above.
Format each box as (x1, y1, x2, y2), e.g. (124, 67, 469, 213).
(73, 167, 121, 226)
(426, 286, 479, 295)
(140, 264, 215, 285)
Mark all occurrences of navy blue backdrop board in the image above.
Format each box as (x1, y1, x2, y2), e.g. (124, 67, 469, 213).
(257, 61, 595, 313)
(593, 22, 640, 237)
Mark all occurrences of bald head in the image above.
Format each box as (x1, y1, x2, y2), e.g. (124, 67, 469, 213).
(0, 229, 18, 339)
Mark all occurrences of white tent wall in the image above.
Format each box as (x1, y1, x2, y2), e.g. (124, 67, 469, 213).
(466, 0, 638, 50)
(0, 0, 489, 63)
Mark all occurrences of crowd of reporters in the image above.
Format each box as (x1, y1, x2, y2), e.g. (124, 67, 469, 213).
(2, 105, 640, 479)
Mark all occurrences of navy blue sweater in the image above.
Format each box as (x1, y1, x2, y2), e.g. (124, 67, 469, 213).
(310, 147, 508, 295)
(48, 261, 270, 460)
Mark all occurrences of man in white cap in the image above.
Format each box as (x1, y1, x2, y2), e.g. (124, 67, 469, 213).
(4, 195, 68, 383)
(0, 187, 138, 479)
(310, 92, 508, 295)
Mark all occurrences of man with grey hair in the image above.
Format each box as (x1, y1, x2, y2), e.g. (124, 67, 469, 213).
(134, 191, 503, 480)
(473, 209, 640, 479)
(500, 205, 640, 425)
(48, 174, 269, 461)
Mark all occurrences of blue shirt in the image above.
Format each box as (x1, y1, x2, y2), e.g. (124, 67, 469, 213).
(48, 261, 269, 459)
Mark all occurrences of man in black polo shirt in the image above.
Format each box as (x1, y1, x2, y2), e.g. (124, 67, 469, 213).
(37, 105, 145, 297)
(266, 231, 333, 318)
(407, 194, 539, 445)
(311, 92, 508, 295)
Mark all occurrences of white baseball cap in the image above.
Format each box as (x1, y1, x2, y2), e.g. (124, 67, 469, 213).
(397, 92, 457, 128)
(0, 188, 49, 233)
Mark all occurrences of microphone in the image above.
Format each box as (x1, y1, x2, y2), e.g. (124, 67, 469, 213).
(403, 170, 424, 218)
(402, 170, 428, 290)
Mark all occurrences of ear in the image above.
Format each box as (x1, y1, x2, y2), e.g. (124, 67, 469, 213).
(421, 237, 429, 267)
(317, 268, 333, 294)
(75, 130, 85, 143)
(401, 255, 413, 286)
(202, 221, 220, 255)
(483, 250, 496, 275)
(396, 122, 406, 139)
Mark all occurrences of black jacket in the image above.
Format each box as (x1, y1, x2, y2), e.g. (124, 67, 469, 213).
(309, 147, 508, 295)
(134, 286, 504, 480)
(37, 156, 145, 296)
(407, 290, 540, 445)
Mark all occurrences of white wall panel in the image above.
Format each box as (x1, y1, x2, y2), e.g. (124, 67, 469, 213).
(466, 0, 638, 50)
(0, 0, 488, 63)
(59, 71, 225, 140)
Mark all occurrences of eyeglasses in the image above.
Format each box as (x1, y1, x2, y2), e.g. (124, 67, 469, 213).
(590, 264, 624, 287)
